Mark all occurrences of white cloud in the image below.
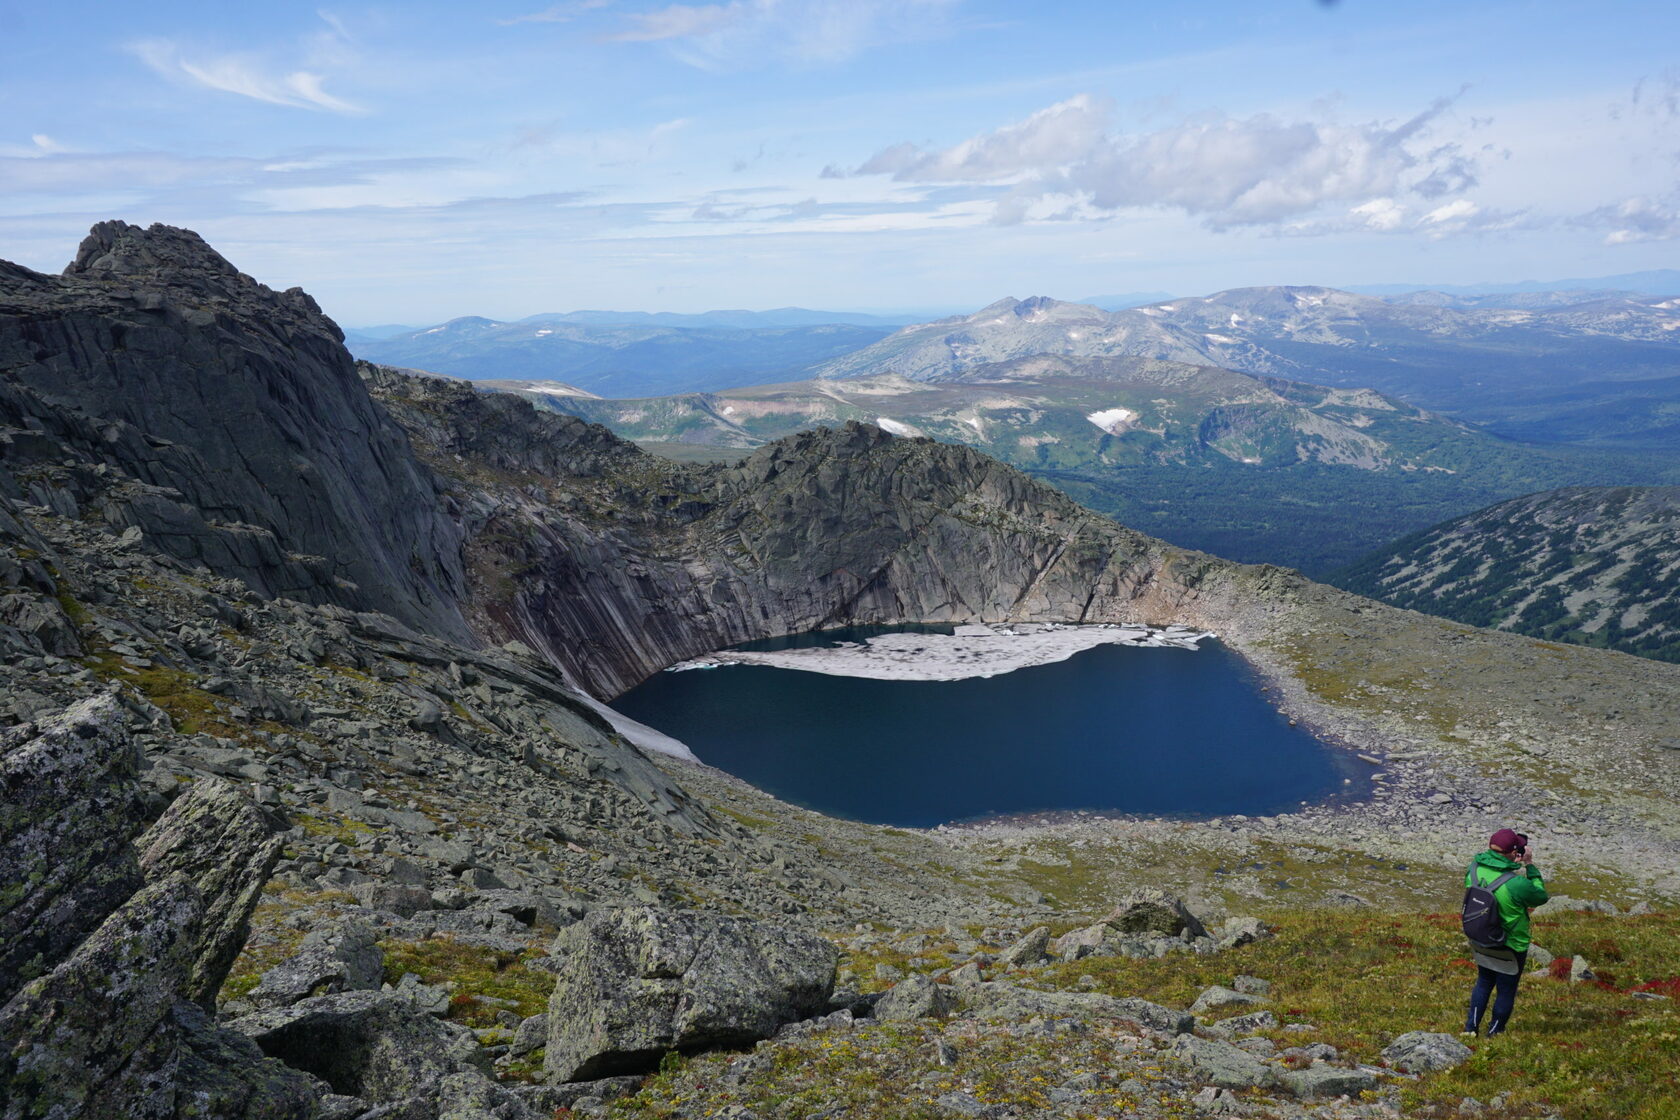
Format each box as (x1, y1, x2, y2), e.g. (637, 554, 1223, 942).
(1420, 198, 1477, 225)
(1350, 197, 1405, 232)
(854, 94, 1485, 233)
(1595, 196, 1680, 244)
(129, 25, 365, 114)
(859, 94, 1108, 182)
(605, 0, 957, 69)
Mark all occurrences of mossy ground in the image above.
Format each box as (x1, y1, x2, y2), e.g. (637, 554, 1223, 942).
(614, 909, 1680, 1120)
(379, 936, 552, 1028)
(1038, 908, 1680, 1119)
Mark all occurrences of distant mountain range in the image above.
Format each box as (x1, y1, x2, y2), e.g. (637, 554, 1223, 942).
(1333, 486, 1680, 663)
(808, 289, 1680, 447)
(486, 347, 1680, 574)
(349, 316, 897, 397)
(1349, 268, 1680, 298)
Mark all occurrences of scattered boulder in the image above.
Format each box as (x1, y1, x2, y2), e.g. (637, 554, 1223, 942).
(1216, 916, 1272, 949)
(229, 988, 536, 1117)
(1383, 1031, 1473, 1073)
(1205, 1009, 1279, 1037)
(1190, 985, 1263, 1016)
(1232, 975, 1271, 996)
(1169, 1034, 1277, 1089)
(354, 881, 434, 918)
(543, 906, 838, 1081)
(1190, 1085, 1245, 1114)
(1526, 944, 1554, 969)
(1279, 1064, 1379, 1099)
(1108, 888, 1208, 938)
(997, 925, 1051, 968)
(875, 973, 956, 1021)
(1569, 955, 1596, 983)
(959, 981, 1193, 1035)
(246, 919, 385, 1010)
(510, 1012, 549, 1058)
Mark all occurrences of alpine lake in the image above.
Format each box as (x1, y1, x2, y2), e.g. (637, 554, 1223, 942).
(612, 625, 1371, 828)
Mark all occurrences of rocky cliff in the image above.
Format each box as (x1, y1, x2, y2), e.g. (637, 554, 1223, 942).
(0, 221, 468, 642)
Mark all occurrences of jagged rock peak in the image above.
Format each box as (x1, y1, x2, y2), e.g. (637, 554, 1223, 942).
(66, 220, 240, 281)
(61, 219, 335, 332)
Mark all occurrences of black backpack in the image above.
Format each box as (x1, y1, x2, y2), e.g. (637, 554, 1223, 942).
(1461, 864, 1520, 949)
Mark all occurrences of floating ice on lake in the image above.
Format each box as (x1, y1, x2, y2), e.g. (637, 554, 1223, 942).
(663, 622, 1214, 683)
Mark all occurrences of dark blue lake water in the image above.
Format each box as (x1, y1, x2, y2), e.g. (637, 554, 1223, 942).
(613, 629, 1369, 828)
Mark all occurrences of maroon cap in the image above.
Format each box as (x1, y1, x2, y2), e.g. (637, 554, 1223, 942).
(1489, 828, 1521, 850)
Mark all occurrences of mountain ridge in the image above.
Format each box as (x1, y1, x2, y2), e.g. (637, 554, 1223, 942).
(1334, 484, 1680, 663)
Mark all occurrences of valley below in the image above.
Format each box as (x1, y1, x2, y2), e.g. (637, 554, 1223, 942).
(4, 223, 1679, 1120)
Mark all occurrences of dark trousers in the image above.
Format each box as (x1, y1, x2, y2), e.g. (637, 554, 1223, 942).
(1466, 950, 1528, 1035)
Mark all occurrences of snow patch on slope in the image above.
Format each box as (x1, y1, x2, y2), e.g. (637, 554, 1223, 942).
(1086, 407, 1138, 435)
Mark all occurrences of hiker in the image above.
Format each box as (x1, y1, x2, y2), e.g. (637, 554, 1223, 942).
(1463, 827, 1550, 1037)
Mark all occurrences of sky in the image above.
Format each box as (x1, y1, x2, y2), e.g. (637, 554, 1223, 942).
(1, 0, 1677, 324)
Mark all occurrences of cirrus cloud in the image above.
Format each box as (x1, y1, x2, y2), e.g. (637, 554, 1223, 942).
(605, 0, 958, 69)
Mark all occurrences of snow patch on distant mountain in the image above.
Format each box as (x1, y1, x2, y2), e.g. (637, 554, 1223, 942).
(1086, 407, 1138, 435)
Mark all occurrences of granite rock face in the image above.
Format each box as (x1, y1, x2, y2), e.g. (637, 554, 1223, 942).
(543, 907, 839, 1081)
(370, 368, 1258, 699)
(0, 221, 468, 640)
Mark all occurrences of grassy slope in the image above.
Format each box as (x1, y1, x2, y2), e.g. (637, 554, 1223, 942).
(610, 910, 1680, 1120)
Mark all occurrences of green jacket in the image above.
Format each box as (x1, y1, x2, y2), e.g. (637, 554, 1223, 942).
(1466, 850, 1549, 951)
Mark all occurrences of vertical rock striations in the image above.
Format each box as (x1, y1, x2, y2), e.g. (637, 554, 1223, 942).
(0, 221, 468, 641)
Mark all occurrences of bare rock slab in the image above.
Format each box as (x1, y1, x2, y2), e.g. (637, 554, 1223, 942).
(543, 906, 838, 1082)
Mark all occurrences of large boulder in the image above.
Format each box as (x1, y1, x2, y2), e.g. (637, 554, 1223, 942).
(1106, 888, 1208, 938)
(875, 973, 956, 1021)
(229, 989, 535, 1117)
(543, 907, 838, 1082)
(1049, 889, 1211, 960)
(1169, 1034, 1277, 1090)
(1278, 1064, 1379, 1099)
(0, 694, 144, 1000)
(1, 874, 318, 1118)
(138, 775, 286, 1008)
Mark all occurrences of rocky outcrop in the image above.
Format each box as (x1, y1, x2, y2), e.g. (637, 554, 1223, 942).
(0, 221, 468, 640)
(229, 990, 537, 1118)
(138, 777, 287, 1009)
(0, 698, 316, 1118)
(0, 695, 144, 1000)
(244, 920, 384, 1010)
(543, 907, 839, 1081)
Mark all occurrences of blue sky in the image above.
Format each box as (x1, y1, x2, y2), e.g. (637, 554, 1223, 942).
(2, 0, 1676, 323)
